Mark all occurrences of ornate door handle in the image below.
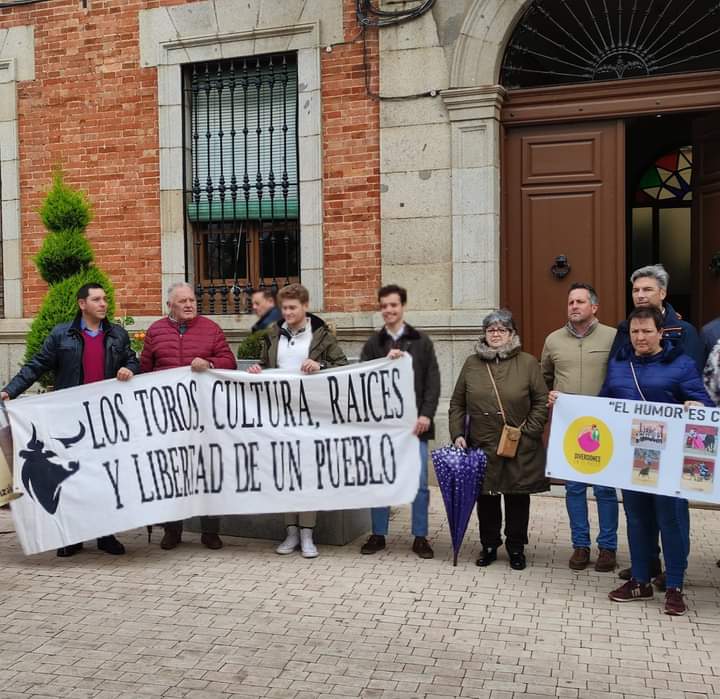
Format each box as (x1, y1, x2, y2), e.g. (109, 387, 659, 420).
(551, 255, 571, 279)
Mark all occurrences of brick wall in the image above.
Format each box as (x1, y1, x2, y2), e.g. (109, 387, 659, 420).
(0, 0, 381, 317)
(3, 0, 164, 317)
(321, 1, 381, 312)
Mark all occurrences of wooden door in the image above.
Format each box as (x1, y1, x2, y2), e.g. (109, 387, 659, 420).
(692, 112, 720, 326)
(502, 121, 626, 359)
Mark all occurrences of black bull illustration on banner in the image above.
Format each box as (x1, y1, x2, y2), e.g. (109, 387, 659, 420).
(19, 422, 85, 514)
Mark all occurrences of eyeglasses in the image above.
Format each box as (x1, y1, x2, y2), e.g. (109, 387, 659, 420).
(486, 327, 510, 335)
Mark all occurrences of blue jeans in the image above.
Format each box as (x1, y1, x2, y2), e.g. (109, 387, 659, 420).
(565, 481, 618, 550)
(622, 490, 690, 589)
(371, 441, 429, 537)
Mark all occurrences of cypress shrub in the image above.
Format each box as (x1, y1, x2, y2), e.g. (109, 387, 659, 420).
(34, 229, 94, 285)
(39, 170, 93, 235)
(24, 172, 116, 386)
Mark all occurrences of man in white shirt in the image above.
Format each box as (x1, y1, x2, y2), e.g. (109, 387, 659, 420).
(248, 283, 347, 557)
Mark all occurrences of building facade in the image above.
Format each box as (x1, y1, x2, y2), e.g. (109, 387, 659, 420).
(1, 0, 720, 440)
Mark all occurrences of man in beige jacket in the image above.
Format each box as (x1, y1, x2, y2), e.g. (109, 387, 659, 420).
(542, 283, 618, 572)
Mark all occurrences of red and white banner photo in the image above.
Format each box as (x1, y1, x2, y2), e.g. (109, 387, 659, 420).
(7, 355, 419, 554)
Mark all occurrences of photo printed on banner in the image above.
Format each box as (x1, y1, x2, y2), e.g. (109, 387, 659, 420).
(632, 448, 661, 486)
(681, 455, 715, 493)
(631, 420, 667, 450)
(683, 424, 718, 457)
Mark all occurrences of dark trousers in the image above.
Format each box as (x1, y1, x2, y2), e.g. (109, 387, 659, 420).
(477, 493, 530, 553)
(622, 491, 689, 589)
(164, 517, 219, 535)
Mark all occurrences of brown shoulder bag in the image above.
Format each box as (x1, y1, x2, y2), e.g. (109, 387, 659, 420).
(486, 363, 525, 458)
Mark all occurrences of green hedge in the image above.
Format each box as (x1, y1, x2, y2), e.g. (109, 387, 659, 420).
(236, 330, 267, 359)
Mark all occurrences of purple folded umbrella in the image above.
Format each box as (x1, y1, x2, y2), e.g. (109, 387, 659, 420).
(431, 444, 487, 566)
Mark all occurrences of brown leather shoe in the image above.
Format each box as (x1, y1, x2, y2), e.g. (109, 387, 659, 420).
(360, 534, 386, 555)
(201, 533, 223, 550)
(412, 536, 434, 559)
(594, 548, 617, 572)
(160, 523, 182, 550)
(569, 547, 590, 570)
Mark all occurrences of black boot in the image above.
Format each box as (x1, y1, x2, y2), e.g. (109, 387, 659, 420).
(476, 547, 498, 567)
(57, 542, 83, 558)
(97, 535, 125, 555)
(509, 549, 526, 570)
(161, 522, 183, 550)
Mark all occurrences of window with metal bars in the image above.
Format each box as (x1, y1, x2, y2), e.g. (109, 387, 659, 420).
(184, 53, 300, 314)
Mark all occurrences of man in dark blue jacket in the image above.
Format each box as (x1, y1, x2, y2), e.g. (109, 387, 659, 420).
(610, 264, 703, 371)
(1, 283, 139, 557)
(611, 264, 703, 587)
(250, 288, 282, 334)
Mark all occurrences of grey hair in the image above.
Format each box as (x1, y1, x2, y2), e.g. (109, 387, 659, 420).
(482, 308, 516, 332)
(630, 264, 669, 290)
(166, 281, 195, 302)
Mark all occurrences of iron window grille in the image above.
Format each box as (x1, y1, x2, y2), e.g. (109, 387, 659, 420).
(183, 53, 300, 314)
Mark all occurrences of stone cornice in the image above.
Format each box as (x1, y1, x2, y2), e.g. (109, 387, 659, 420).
(0, 311, 488, 344)
(442, 85, 507, 122)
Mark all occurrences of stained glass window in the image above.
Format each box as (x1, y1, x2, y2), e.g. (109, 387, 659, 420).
(635, 147, 692, 205)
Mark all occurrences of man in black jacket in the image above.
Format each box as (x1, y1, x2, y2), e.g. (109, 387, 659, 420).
(2, 283, 139, 557)
(359, 284, 440, 559)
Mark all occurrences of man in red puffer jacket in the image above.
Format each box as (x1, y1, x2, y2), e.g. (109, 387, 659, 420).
(140, 282, 237, 551)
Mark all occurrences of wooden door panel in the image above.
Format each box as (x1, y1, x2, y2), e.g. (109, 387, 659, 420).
(503, 121, 625, 359)
(522, 188, 601, 349)
(692, 112, 720, 326)
(522, 132, 604, 183)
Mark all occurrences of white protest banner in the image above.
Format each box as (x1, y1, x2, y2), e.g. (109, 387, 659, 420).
(7, 355, 419, 554)
(0, 404, 21, 506)
(548, 394, 720, 502)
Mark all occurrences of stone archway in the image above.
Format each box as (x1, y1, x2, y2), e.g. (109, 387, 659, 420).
(450, 0, 530, 89)
(441, 0, 529, 309)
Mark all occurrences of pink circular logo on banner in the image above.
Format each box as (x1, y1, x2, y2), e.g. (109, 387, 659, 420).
(577, 426, 601, 453)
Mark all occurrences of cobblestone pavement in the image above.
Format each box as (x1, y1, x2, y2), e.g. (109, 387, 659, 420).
(1, 492, 720, 699)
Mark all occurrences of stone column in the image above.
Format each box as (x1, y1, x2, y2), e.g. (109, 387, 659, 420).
(442, 85, 506, 310)
(0, 26, 35, 320)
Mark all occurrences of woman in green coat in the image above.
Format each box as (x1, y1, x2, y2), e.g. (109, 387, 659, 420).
(450, 309, 549, 570)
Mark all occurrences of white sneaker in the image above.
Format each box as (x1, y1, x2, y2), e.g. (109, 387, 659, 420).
(300, 528, 318, 558)
(276, 525, 300, 554)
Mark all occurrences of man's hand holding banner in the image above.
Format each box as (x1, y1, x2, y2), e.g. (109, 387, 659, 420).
(548, 393, 720, 502)
(7, 355, 420, 554)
